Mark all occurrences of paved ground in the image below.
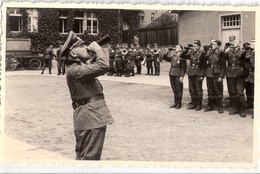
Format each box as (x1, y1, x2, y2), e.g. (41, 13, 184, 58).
(1, 66, 251, 165)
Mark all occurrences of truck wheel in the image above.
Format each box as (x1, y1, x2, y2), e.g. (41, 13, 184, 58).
(6, 55, 18, 71)
(28, 58, 42, 70)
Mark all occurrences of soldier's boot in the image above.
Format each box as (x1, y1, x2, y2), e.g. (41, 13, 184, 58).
(131, 69, 135, 76)
(150, 68, 153, 75)
(57, 68, 61, 75)
(145, 68, 150, 75)
(204, 99, 214, 112)
(239, 100, 246, 118)
(246, 97, 253, 109)
(217, 99, 224, 114)
(229, 99, 239, 115)
(62, 68, 65, 75)
(187, 98, 197, 110)
(157, 68, 160, 76)
(175, 98, 182, 109)
(195, 98, 202, 111)
(49, 69, 52, 74)
(125, 69, 130, 77)
(154, 68, 158, 75)
(170, 97, 178, 108)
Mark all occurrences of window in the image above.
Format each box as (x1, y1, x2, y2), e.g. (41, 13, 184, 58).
(73, 11, 84, 34)
(140, 12, 144, 21)
(27, 9, 38, 32)
(86, 12, 98, 35)
(151, 12, 155, 21)
(59, 11, 69, 34)
(9, 8, 22, 32)
(222, 14, 241, 29)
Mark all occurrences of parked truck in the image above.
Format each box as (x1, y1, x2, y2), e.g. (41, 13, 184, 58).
(5, 38, 44, 71)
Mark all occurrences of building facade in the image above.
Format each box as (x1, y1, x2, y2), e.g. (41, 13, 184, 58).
(177, 11, 255, 48)
(138, 10, 166, 28)
(6, 8, 140, 51)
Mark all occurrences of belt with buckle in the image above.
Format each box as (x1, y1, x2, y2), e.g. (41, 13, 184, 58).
(75, 95, 104, 108)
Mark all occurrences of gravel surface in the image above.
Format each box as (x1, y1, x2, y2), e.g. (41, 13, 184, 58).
(4, 75, 254, 162)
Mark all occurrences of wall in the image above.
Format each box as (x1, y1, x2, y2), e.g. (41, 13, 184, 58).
(178, 11, 255, 46)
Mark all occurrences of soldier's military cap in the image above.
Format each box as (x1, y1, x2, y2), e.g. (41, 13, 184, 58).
(193, 40, 201, 46)
(59, 31, 85, 58)
(213, 40, 222, 46)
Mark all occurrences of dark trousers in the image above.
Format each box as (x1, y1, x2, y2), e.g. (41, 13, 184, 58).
(115, 60, 124, 76)
(153, 61, 160, 75)
(108, 60, 115, 75)
(74, 126, 107, 160)
(245, 81, 254, 108)
(57, 60, 65, 74)
(206, 77, 223, 107)
(135, 60, 142, 74)
(146, 60, 153, 74)
(188, 76, 203, 105)
(42, 58, 52, 74)
(226, 77, 245, 110)
(170, 76, 183, 100)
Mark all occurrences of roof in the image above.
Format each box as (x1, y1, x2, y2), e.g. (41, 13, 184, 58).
(144, 12, 178, 29)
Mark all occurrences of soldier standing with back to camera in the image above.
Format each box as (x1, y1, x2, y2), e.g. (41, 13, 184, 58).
(56, 41, 66, 75)
(59, 31, 114, 160)
(180, 40, 206, 111)
(224, 39, 247, 117)
(41, 45, 56, 74)
(163, 45, 187, 109)
(204, 40, 226, 114)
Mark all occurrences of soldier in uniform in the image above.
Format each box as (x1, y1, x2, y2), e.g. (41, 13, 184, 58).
(41, 45, 56, 74)
(144, 44, 153, 75)
(56, 41, 66, 75)
(107, 44, 115, 76)
(224, 39, 247, 117)
(243, 41, 255, 114)
(163, 45, 187, 109)
(135, 44, 144, 74)
(204, 40, 226, 114)
(122, 43, 131, 77)
(152, 43, 162, 76)
(180, 40, 206, 111)
(114, 44, 124, 77)
(59, 31, 114, 160)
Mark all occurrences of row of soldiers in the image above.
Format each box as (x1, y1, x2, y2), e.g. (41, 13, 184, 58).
(163, 39, 255, 118)
(107, 43, 163, 77)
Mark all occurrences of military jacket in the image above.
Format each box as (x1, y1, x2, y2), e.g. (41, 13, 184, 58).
(115, 50, 123, 61)
(164, 50, 187, 77)
(66, 49, 114, 130)
(224, 48, 245, 77)
(244, 50, 255, 83)
(152, 49, 162, 62)
(180, 49, 206, 77)
(144, 49, 153, 61)
(204, 48, 225, 78)
(135, 49, 144, 61)
(43, 47, 55, 59)
(109, 49, 115, 61)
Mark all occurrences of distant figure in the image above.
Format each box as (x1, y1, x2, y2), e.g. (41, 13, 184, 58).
(56, 41, 66, 75)
(41, 45, 56, 74)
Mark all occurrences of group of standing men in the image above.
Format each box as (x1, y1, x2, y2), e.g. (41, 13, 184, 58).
(41, 41, 66, 75)
(107, 43, 163, 77)
(163, 39, 255, 118)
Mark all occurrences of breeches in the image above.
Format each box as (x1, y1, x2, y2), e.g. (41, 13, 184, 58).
(43, 59, 52, 69)
(206, 77, 223, 99)
(115, 60, 124, 72)
(226, 77, 245, 100)
(170, 76, 183, 99)
(74, 126, 107, 160)
(188, 76, 203, 99)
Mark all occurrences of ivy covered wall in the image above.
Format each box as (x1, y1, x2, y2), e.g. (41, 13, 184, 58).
(6, 8, 141, 52)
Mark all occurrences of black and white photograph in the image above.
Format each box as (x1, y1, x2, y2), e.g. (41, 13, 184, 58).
(1, 1, 259, 173)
